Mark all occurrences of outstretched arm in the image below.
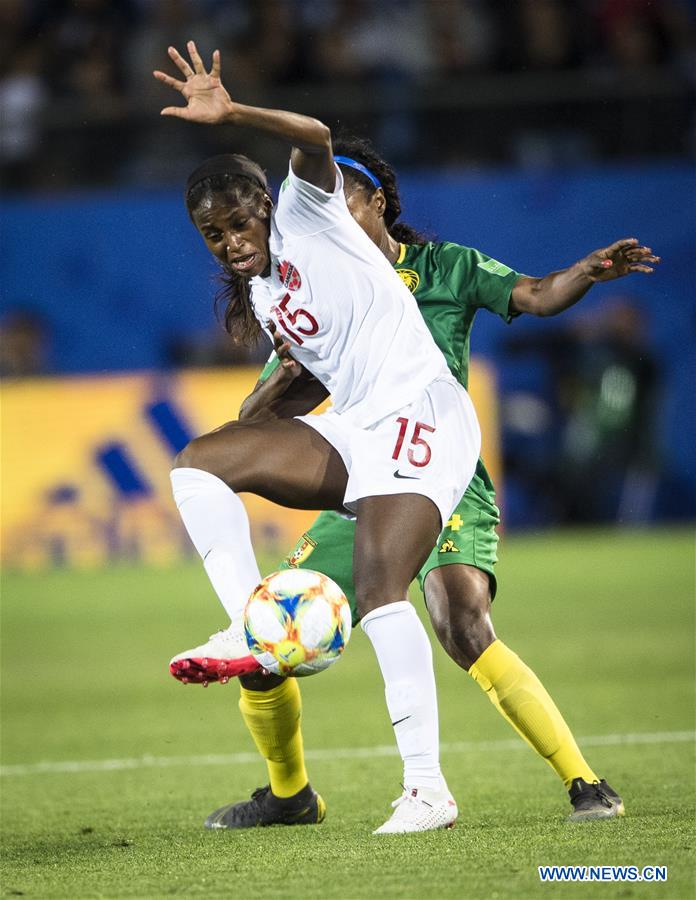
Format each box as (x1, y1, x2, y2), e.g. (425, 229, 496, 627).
(510, 238, 660, 317)
(154, 42, 334, 190)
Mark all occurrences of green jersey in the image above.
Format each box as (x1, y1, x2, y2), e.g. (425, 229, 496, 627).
(393, 241, 519, 389)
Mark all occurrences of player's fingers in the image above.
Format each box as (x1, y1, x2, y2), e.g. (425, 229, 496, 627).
(626, 246, 661, 260)
(606, 237, 639, 254)
(153, 70, 186, 91)
(269, 323, 290, 355)
(211, 49, 221, 79)
(187, 40, 206, 74)
(167, 45, 194, 78)
(160, 106, 188, 118)
(628, 264, 654, 273)
(628, 252, 660, 265)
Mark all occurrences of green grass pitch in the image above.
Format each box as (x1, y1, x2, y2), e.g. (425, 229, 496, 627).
(2, 528, 694, 898)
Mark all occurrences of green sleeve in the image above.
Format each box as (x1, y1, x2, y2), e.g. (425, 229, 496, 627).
(436, 242, 522, 323)
(258, 353, 281, 383)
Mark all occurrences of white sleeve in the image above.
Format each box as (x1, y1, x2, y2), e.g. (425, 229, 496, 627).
(274, 162, 349, 238)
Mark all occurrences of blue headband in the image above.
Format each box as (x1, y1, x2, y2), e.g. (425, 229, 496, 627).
(334, 155, 382, 190)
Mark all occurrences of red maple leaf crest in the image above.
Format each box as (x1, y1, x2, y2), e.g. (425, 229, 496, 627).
(277, 260, 302, 291)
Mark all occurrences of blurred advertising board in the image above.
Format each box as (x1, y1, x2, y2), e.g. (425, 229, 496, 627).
(1, 362, 499, 571)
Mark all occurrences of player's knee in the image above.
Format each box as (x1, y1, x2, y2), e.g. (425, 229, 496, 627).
(425, 566, 495, 669)
(354, 546, 409, 617)
(172, 428, 246, 488)
(448, 604, 495, 669)
(173, 436, 206, 472)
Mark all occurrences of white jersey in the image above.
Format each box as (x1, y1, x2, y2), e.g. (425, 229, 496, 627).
(249, 163, 450, 427)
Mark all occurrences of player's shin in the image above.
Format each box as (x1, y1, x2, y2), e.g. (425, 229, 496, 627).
(239, 679, 309, 798)
(469, 640, 599, 788)
(170, 467, 262, 621)
(361, 601, 443, 790)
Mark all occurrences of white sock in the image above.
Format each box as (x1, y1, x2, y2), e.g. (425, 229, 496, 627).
(170, 467, 262, 622)
(361, 601, 443, 790)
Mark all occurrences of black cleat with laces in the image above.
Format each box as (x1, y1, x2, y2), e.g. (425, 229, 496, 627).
(568, 778, 625, 822)
(204, 783, 326, 830)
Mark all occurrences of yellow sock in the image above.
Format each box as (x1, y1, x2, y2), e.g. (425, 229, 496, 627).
(238, 679, 308, 798)
(469, 640, 598, 789)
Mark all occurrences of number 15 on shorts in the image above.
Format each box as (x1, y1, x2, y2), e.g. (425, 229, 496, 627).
(392, 417, 436, 468)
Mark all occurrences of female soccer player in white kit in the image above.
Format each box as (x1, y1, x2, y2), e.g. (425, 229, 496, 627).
(155, 41, 479, 833)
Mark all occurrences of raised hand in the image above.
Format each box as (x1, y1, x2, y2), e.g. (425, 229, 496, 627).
(580, 238, 661, 283)
(153, 41, 233, 124)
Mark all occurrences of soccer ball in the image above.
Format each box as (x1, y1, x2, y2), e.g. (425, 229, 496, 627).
(244, 569, 352, 677)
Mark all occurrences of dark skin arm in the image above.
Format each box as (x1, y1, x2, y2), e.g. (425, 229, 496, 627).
(244, 242, 660, 415)
(239, 324, 329, 422)
(240, 367, 329, 422)
(243, 240, 660, 414)
(510, 238, 660, 317)
(154, 42, 335, 191)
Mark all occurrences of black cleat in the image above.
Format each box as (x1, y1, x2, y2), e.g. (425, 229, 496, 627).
(204, 783, 326, 830)
(568, 778, 625, 822)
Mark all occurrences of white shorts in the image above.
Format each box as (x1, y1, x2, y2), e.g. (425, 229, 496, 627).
(296, 377, 481, 527)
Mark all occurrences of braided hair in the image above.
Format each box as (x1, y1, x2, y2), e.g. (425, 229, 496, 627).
(185, 159, 270, 346)
(333, 136, 427, 245)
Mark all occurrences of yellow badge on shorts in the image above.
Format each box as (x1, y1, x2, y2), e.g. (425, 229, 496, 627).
(438, 539, 460, 554)
(396, 268, 420, 293)
(286, 533, 317, 568)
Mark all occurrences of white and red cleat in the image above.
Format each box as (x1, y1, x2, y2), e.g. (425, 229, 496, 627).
(373, 781, 458, 834)
(169, 622, 261, 684)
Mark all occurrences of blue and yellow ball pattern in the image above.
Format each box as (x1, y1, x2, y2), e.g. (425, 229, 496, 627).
(244, 569, 352, 677)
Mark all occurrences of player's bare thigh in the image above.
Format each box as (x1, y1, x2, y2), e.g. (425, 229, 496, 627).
(174, 418, 348, 510)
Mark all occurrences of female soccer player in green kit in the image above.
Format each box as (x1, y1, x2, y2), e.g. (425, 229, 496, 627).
(170, 131, 659, 830)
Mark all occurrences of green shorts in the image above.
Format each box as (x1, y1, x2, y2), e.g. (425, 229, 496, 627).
(278, 459, 500, 625)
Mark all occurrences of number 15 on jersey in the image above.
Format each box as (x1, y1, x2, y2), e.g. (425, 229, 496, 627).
(272, 293, 319, 345)
(392, 417, 436, 468)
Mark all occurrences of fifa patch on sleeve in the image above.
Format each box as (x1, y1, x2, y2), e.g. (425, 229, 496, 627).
(477, 258, 513, 278)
